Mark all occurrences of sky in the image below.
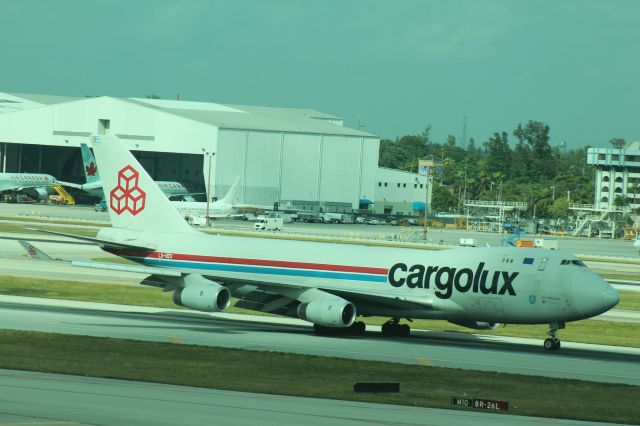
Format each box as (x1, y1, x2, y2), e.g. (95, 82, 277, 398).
(1, 0, 638, 149)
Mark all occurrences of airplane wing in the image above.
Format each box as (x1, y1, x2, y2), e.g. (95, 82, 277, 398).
(193, 273, 436, 315)
(55, 180, 83, 189)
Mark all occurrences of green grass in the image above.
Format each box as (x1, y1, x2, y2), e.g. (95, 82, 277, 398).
(0, 329, 638, 424)
(0, 215, 109, 226)
(619, 291, 640, 310)
(1, 276, 639, 347)
(0, 222, 99, 236)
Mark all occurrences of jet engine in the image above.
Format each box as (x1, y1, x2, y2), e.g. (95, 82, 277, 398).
(173, 275, 231, 312)
(297, 298, 356, 328)
(448, 320, 501, 330)
(29, 187, 50, 201)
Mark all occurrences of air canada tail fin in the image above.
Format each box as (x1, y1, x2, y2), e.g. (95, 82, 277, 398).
(80, 143, 101, 184)
(218, 176, 241, 205)
(90, 134, 196, 234)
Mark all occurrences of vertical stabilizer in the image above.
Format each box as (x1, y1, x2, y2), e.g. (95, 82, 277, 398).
(80, 143, 101, 183)
(218, 176, 241, 205)
(90, 134, 196, 234)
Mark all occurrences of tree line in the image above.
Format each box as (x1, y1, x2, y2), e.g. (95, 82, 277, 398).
(379, 120, 599, 219)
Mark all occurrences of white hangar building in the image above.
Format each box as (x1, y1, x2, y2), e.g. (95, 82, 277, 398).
(0, 92, 381, 210)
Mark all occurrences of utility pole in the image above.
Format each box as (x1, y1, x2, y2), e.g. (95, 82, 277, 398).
(461, 109, 467, 147)
(203, 149, 216, 226)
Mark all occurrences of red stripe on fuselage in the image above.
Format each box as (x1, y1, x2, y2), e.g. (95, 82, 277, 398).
(109, 249, 388, 275)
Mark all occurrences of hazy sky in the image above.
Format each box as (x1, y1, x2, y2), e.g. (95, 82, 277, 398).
(1, 0, 638, 149)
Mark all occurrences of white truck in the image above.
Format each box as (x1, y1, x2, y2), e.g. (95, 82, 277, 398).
(254, 216, 284, 231)
(320, 213, 353, 224)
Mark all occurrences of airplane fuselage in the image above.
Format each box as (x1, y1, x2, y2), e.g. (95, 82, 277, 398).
(103, 230, 615, 325)
(0, 173, 56, 192)
(171, 200, 235, 218)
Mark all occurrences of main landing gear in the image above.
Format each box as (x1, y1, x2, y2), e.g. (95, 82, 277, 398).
(381, 317, 410, 337)
(313, 321, 366, 336)
(543, 322, 565, 351)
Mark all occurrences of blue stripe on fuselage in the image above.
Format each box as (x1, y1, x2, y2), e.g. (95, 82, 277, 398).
(127, 257, 387, 283)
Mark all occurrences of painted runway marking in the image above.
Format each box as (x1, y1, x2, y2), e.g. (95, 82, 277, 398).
(416, 357, 433, 366)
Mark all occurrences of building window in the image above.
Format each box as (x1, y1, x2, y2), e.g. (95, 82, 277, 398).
(615, 177, 623, 183)
(612, 155, 620, 161)
(601, 196, 609, 202)
(598, 154, 605, 160)
(602, 186, 609, 192)
(378, 182, 382, 187)
(602, 176, 610, 182)
(397, 183, 401, 187)
(420, 184, 423, 189)
(615, 187, 623, 193)
(384, 182, 387, 187)
(414, 184, 417, 188)
(403, 183, 406, 188)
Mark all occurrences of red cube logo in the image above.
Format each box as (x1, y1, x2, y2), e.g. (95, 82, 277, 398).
(110, 165, 146, 216)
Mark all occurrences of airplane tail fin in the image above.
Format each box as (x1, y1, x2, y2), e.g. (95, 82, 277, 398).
(90, 134, 196, 234)
(80, 143, 101, 184)
(218, 176, 241, 205)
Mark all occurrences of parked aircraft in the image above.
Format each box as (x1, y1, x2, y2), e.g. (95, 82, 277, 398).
(37, 133, 619, 351)
(0, 172, 58, 201)
(172, 176, 244, 219)
(58, 143, 194, 201)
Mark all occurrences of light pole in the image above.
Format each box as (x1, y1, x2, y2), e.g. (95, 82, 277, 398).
(202, 149, 216, 226)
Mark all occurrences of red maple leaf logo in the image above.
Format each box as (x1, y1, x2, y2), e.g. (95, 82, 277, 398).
(86, 162, 98, 177)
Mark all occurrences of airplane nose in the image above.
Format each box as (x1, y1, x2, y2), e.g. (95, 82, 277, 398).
(572, 276, 619, 318)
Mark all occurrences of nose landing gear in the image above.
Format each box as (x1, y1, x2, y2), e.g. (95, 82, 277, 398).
(543, 322, 565, 351)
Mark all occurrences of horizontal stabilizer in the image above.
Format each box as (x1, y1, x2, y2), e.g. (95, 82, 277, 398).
(55, 180, 83, 189)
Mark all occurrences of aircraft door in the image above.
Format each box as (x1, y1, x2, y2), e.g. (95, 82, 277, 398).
(538, 257, 549, 271)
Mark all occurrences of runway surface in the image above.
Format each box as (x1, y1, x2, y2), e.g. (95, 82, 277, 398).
(0, 369, 617, 426)
(1, 296, 638, 386)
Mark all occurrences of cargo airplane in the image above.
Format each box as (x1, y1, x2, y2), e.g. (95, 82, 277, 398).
(58, 143, 195, 201)
(38, 133, 619, 351)
(0, 172, 58, 201)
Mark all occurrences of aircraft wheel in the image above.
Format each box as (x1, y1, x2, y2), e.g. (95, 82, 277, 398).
(544, 338, 560, 351)
(381, 322, 391, 335)
(399, 323, 411, 337)
(313, 324, 332, 335)
(351, 321, 366, 336)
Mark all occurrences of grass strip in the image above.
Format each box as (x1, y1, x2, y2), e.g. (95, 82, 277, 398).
(0, 329, 637, 424)
(1, 276, 639, 347)
(0, 215, 109, 227)
(0, 223, 98, 237)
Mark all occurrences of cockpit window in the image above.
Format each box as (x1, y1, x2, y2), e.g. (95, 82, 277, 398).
(561, 259, 585, 267)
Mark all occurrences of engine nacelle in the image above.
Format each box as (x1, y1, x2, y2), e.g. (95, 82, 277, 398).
(173, 275, 231, 312)
(297, 298, 356, 328)
(31, 187, 50, 201)
(448, 320, 501, 330)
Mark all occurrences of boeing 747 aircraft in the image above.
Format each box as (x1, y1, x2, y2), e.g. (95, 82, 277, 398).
(0, 172, 58, 201)
(39, 133, 619, 351)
